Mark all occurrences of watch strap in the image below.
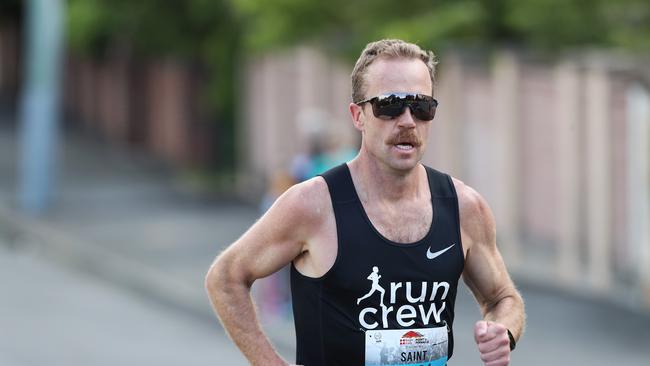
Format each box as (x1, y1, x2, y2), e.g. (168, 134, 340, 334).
(507, 329, 516, 351)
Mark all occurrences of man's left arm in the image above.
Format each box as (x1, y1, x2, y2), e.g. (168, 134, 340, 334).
(456, 180, 526, 366)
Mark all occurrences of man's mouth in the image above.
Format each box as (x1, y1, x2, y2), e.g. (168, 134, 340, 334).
(395, 143, 415, 151)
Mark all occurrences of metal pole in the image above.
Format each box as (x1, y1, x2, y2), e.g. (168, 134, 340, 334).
(18, 0, 64, 214)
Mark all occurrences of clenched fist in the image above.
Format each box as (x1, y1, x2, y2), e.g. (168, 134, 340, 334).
(474, 320, 511, 366)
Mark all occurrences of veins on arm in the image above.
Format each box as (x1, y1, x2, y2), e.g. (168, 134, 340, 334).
(205, 177, 330, 365)
(455, 179, 526, 339)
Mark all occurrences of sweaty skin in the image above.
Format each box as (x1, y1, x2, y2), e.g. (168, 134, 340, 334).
(205, 57, 525, 366)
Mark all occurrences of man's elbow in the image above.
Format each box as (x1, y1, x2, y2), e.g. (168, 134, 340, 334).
(205, 261, 219, 297)
(205, 254, 230, 298)
(205, 252, 252, 299)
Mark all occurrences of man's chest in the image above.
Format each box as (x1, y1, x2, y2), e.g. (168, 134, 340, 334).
(363, 200, 433, 243)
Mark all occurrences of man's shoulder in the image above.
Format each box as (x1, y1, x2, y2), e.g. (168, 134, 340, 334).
(291, 175, 330, 199)
(450, 176, 483, 210)
(449, 176, 496, 244)
(274, 176, 332, 223)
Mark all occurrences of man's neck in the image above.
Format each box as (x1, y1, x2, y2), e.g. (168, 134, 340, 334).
(348, 153, 426, 203)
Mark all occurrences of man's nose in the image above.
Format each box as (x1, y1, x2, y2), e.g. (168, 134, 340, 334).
(396, 106, 416, 128)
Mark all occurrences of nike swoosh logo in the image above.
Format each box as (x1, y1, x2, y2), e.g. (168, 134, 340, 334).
(426, 244, 455, 260)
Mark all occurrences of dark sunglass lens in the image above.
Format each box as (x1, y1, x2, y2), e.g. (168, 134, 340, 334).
(410, 95, 437, 121)
(367, 94, 437, 120)
(373, 97, 404, 118)
(412, 100, 435, 120)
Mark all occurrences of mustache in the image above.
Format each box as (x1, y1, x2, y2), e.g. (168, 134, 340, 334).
(386, 131, 422, 146)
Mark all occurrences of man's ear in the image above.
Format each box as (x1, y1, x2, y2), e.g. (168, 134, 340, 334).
(349, 102, 364, 131)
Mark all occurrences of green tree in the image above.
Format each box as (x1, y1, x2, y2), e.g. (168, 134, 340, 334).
(0, 0, 22, 25)
(230, 0, 650, 58)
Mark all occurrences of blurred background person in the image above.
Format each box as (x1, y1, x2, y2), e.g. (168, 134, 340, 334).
(290, 109, 358, 184)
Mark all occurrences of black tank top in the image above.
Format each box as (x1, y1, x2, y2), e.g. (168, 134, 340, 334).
(291, 163, 465, 366)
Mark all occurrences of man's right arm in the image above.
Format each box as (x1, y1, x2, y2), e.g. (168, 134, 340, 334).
(204, 177, 330, 366)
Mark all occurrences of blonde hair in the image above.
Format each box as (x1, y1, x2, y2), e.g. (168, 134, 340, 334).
(351, 39, 438, 103)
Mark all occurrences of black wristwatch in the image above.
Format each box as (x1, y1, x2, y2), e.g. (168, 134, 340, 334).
(507, 329, 516, 351)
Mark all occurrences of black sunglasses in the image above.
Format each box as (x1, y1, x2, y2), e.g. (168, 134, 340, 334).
(356, 93, 438, 121)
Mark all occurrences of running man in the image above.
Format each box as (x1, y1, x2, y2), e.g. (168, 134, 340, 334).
(357, 266, 386, 308)
(206, 39, 525, 366)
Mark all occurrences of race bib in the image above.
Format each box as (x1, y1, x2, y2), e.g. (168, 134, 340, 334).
(364, 326, 448, 366)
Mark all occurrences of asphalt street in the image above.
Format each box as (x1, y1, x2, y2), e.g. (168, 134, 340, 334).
(0, 242, 248, 366)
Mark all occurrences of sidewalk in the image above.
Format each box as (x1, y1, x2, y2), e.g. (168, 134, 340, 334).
(2, 111, 650, 365)
(0, 241, 248, 366)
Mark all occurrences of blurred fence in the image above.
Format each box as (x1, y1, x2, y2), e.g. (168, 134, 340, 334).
(0, 22, 215, 166)
(62, 53, 214, 166)
(434, 51, 650, 312)
(237, 47, 358, 196)
(241, 47, 650, 312)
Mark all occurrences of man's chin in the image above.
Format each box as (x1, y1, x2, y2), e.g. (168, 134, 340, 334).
(386, 158, 420, 173)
